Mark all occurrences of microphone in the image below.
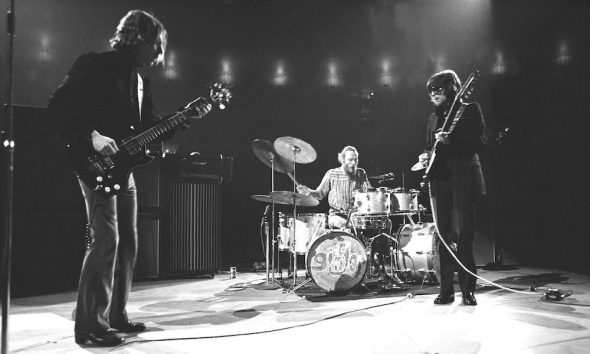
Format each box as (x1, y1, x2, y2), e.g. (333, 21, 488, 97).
(370, 172, 395, 180)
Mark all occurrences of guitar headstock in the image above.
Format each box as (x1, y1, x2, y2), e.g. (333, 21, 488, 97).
(458, 70, 480, 101)
(209, 83, 232, 110)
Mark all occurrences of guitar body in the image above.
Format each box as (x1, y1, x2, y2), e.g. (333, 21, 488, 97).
(67, 140, 155, 197)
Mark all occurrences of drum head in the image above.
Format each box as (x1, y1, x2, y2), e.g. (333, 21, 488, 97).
(306, 231, 367, 293)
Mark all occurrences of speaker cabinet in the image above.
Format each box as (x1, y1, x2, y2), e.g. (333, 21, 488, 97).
(135, 157, 160, 209)
(161, 178, 221, 276)
(135, 213, 160, 279)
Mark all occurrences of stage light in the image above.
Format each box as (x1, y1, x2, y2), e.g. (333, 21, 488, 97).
(380, 59, 392, 87)
(556, 39, 571, 65)
(37, 32, 52, 64)
(327, 62, 339, 88)
(491, 50, 506, 75)
(273, 61, 287, 87)
(220, 58, 234, 85)
(163, 50, 179, 80)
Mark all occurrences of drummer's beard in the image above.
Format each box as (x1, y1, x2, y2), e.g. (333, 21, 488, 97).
(344, 164, 357, 176)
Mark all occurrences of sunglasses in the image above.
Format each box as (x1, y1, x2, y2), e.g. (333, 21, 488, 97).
(428, 87, 445, 96)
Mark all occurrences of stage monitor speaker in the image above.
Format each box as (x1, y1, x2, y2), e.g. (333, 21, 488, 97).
(161, 178, 222, 276)
(135, 213, 160, 279)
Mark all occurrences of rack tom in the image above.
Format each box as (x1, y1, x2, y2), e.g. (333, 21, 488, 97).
(352, 187, 391, 214)
(391, 189, 419, 213)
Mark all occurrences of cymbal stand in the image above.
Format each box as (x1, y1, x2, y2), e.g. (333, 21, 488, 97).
(269, 155, 276, 284)
(256, 155, 281, 290)
(290, 146, 300, 286)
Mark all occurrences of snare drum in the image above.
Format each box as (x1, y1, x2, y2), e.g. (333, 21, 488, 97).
(395, 223, 438, 283)
(391, 189, 419, 213)
(277, 213, 327, 254)
(351, 213, 391, 230)
(306, 231, 367, 293)
(352, 187, 391, 214)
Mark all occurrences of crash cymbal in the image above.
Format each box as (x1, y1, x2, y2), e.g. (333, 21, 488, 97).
(274, 136, 317, 164)
(251, 194, 273, 203)
(269, 191, 319, 207)
(252, 139, 294, 173)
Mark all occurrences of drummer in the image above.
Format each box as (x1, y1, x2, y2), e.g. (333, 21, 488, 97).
(297, 146, 371, 228)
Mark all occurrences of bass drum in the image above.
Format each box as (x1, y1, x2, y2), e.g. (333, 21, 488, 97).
(306, 231, 367, 293)
(396, 223, 438, 284)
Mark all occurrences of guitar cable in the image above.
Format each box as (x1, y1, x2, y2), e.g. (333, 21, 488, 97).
(427, 183, 572, 300)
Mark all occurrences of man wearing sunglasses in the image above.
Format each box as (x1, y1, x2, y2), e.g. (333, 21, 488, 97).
(417, 70, 487, 306)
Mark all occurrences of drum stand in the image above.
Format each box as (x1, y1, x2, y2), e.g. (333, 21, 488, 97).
(362, 231, 403, 290)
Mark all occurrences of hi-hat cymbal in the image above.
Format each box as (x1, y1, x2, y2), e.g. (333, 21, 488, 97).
(269, 191, 319, 207)
(251, 194, 273, 203)
(252, 139, 293, 173)
(411, 161, 426, 171)
(274, 136, 317, 164)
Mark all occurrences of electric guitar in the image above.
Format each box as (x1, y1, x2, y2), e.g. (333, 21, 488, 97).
(67, 83, 231, 196)
(412, 70, 480, 186)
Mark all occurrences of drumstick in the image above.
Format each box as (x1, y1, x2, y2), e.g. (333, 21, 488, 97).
(287, 172, 302, 187)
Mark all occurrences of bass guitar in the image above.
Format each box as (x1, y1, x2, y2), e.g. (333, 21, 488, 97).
(411, 70, 480, 185)
(67, 83, 231, 196)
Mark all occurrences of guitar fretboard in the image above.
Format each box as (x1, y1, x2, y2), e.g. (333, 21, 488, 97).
(119, 98, 210, 153)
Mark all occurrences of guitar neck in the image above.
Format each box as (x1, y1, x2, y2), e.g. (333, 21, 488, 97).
(120, 97, 211, 150)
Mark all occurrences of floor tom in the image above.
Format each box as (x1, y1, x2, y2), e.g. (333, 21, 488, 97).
(395, 223, 438, 283)
(277, 213, 327, 254)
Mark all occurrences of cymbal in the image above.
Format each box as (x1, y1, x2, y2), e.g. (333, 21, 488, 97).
(411, 161, 426, 171)
(269, 191, 319, 207)
(274, 136, 317, 164)
(252, 139, 293, 173)
(251, 194, 273, 203)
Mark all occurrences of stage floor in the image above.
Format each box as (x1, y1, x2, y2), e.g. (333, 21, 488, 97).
(5, 266, 590, 353)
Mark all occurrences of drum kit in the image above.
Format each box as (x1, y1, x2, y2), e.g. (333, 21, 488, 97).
(251, 136, 438, 294)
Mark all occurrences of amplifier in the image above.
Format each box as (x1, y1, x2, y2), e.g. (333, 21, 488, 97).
(160, 153, 233, 182)
(161, 178, 222, 276)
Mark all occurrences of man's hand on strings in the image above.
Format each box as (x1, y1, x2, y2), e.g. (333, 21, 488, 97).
(91, 130, 119, 156)
(434, 130, 450, 144)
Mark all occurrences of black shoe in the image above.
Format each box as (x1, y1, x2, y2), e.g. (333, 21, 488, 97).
(75, 332, 124, 347)
(462, 292, 477, 306)
(111, 321, 146, 333)
(434, 294, 455, 305)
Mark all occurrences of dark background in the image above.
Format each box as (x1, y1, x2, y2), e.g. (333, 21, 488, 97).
(2, 0, 590, 296)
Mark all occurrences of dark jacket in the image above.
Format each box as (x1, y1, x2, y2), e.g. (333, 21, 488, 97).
(424, 101, 486, 196)
(48, 50, 162, 148)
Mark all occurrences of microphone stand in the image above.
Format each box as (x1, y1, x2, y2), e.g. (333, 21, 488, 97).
(1, 1, 16, 353)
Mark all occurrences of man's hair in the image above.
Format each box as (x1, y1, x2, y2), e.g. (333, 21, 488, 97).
(337, 146, 359, 164)
(426, 70, 461, 97)
(109, 10, 167, 65)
